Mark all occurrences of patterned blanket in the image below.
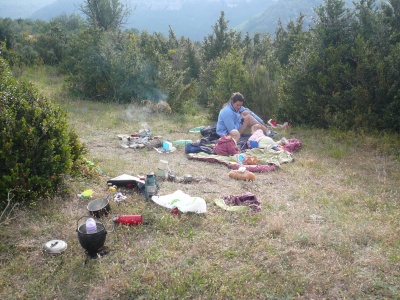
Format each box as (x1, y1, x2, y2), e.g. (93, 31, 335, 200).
(186, 138, 301, 172)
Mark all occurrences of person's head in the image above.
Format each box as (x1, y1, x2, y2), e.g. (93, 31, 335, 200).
(251, 124, 263, 134)
(228, 129, 241, 142)
(229, 92, 245, 111)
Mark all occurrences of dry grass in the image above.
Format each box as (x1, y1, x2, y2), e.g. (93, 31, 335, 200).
(1, 67, 400, 299)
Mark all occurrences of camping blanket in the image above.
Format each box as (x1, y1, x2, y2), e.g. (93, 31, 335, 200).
(187, 152, 277, 172)
(186, 137, 301, 170)
(245, 148, 294, 166)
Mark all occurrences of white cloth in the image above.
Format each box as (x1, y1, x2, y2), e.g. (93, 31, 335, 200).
(152, 190, 207, 213)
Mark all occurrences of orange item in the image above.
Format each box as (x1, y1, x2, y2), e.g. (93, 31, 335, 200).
(228, 170, 256, 181)
(243, 156, 258, 165)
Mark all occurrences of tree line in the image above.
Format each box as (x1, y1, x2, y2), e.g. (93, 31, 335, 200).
(1, 0, 399, 131)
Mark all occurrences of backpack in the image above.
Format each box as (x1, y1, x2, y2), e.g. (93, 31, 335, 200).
(200, 124, 219, 140)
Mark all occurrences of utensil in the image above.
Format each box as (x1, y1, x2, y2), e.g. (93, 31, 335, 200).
(87, 195, 111, 218)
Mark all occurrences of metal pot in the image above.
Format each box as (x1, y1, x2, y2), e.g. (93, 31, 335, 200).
(76, 216, 107, 257)
(87, 195, 111, 218)
(168, 171, 176, 181)
(184, 174, 193, 183)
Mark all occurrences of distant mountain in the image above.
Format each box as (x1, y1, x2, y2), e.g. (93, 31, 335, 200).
(123, 0, 273, 40)
(30, 0, 81, 21)
(0, 0, 56, 19)
(1, 0, 345, 40)
(237, 0, 324, 36)
(29, 0, 274, 40)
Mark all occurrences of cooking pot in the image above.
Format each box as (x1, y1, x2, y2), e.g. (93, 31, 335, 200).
(87, 195, 111, 218)
(168, 171, 176, 181)
(76, 216, 107, 257)
(183, 174, 193, 183)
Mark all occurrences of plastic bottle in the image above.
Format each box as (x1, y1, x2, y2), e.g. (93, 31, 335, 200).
(86, 218, 97, 233)
(235, 153, 245, 164)
(172, 140, 192, 146)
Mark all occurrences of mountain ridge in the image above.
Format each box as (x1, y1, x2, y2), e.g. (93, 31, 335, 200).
(0, 0, 333, 40)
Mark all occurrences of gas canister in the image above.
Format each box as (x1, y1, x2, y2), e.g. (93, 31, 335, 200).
(112, 215, 143, 225)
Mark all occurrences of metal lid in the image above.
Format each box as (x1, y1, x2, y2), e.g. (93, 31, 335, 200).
(43, 239, 67, 255)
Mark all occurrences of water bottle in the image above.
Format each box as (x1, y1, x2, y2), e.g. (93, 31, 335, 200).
(86, 218, 97, 234)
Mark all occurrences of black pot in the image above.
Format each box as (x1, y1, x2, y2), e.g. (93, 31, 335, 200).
(87, 195, 111, 218)
(76, 216, 107, 257)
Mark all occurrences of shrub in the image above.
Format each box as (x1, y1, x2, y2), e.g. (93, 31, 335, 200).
(0, 57, 86, 208)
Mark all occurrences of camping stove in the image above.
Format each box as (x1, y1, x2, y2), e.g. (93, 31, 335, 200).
(76, 216, 108, 260)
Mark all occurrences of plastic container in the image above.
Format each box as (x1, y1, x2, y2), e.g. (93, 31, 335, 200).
(158, 159, 168, 170)
(86, 218, 97, 234)
(162, 141, 173, 150)
(234, 153, 246, 164)
(172, 140, 192, 146)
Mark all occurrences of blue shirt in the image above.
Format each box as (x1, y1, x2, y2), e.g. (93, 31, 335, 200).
(216, 102, 263, 136)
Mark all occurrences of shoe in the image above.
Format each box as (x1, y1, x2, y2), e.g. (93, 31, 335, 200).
(267, 131, 280, 139)
(268, 119, 279, 128)
(279, 122, 290, 129)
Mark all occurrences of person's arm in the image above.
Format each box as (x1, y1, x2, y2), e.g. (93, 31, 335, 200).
(229, 140, 239, 155)
(217, 107, 237, 136)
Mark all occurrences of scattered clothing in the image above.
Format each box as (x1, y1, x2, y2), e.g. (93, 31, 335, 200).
(214, 198, 250, 212)
(283, 138, 302, 152)
(224, 192, 261, 212)
(114, 192, 127, 203)
(185, 138, 215, 154)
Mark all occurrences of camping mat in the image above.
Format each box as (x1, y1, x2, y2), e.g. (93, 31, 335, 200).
(187, 152, 278, 172)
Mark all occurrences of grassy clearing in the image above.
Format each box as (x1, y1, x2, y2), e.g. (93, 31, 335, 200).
(1, 66, 400, 299)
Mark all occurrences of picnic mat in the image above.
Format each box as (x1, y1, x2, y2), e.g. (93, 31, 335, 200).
(187, 148, 294, 172)
(187, 152, 275, 172)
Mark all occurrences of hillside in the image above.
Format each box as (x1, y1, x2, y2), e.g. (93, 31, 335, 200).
(0, 0, 55, 19)
(1, 66, 399, 299)
(0, 0, 331, 40)
(237, 0, 324, 34)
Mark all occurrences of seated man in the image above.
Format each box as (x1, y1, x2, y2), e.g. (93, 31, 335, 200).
(216, 92, 268, 137)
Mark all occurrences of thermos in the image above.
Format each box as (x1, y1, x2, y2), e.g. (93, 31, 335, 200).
(144, 172, 157, 201)
(112, 215, 143, 225)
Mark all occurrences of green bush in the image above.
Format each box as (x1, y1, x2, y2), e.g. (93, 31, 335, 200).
(0, 57, 86, 208)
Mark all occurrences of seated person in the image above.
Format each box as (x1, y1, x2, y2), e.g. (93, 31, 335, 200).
(248, 124, 288, 149)
(216, 92, 268, 137)
(214, 129, 240, 156)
